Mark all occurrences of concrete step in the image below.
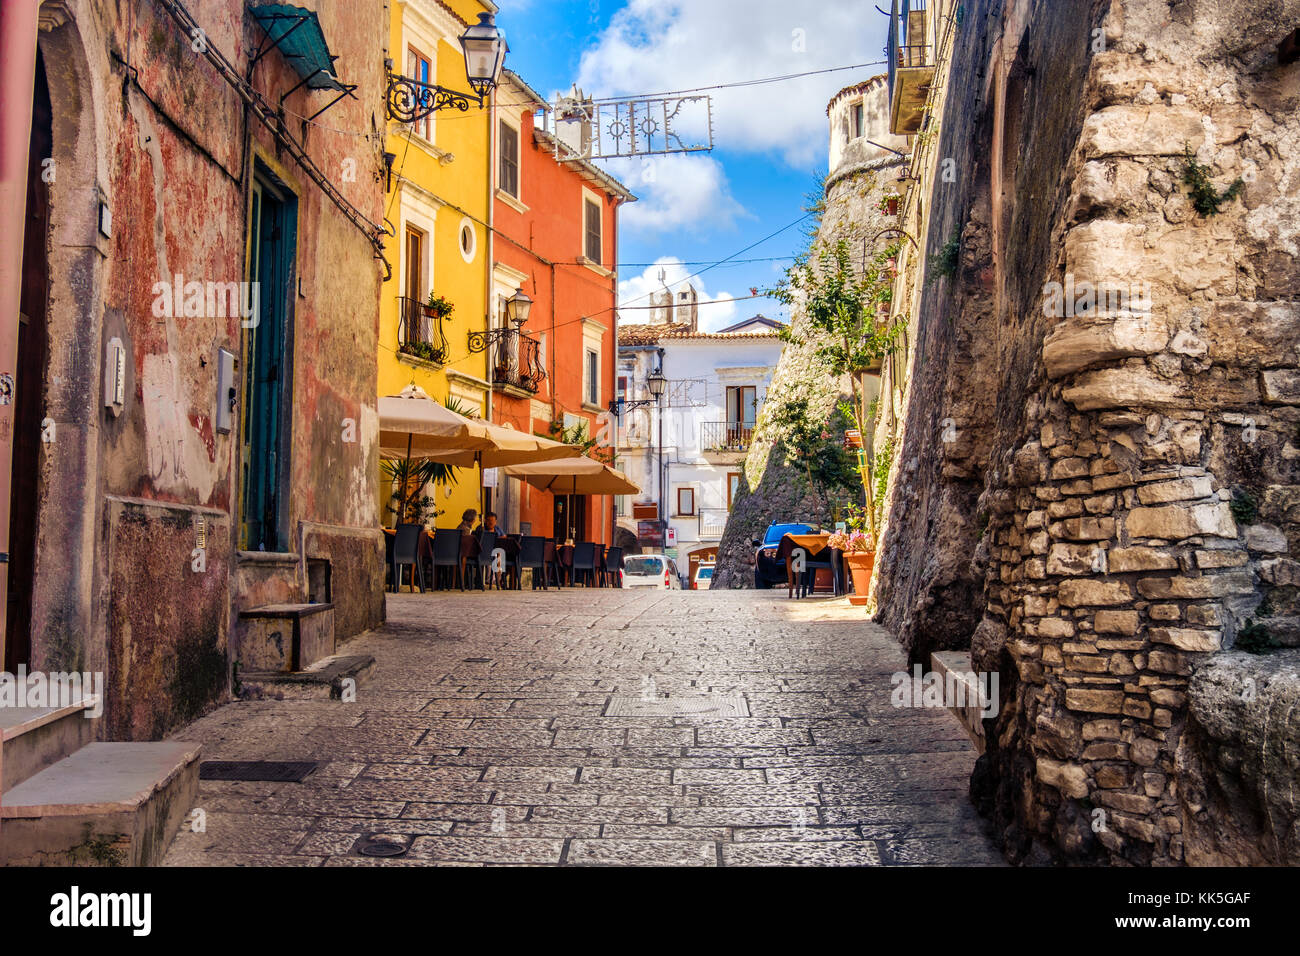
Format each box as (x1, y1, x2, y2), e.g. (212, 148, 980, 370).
(237, 602, 335, 673)
(237, 653, 376, 701)
(0, 741, 201, 866)
(1, 696, 100, 794)
(931, 651, 990, 753)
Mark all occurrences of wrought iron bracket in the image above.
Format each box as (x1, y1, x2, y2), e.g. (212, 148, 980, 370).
(467, 327, 515, 354)
(608, 397, 655, 419)
(386, 70, 484, 124)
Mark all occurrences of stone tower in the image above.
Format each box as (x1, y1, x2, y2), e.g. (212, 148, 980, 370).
(712, 76, 908, 586)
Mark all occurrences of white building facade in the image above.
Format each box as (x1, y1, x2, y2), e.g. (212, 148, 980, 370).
(615, 307, 785, 585)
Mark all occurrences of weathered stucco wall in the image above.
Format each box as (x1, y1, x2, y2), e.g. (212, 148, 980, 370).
(28, 0, 387, 740)
(876, 0, 1300, 864)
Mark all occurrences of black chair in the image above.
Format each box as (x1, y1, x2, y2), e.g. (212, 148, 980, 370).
(392, 524, 425, 593)
(798, 546, 836, 599)
(602, 546, 623, 588)
(572, 542, 597, 587)
(516, 535, 551, 589)
(432, 530, 464, 591)
(473, 531, 500, 590)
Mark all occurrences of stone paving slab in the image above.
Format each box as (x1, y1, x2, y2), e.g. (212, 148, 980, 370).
(164, 590, 1003, 866)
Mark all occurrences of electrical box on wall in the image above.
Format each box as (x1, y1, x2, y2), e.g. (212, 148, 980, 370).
(104, 337, 125, 416)
(216, 347, 236, 433)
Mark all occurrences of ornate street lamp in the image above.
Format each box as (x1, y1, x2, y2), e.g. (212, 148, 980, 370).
(607, 363, 666, 417)
(386, 12, 506, 122)
(646, 366, 667, 399)
(504, 289, 531, 326)
(468, 288, 532, 353)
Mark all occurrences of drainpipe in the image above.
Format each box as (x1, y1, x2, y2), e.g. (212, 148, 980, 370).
(483, 82, 495, 521)
(0, 0, 41, 662)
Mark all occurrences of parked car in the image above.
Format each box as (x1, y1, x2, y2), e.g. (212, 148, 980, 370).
(692, 563, 715, 590)
(622, 553, 682, 589)
(751, 522, 813, 588)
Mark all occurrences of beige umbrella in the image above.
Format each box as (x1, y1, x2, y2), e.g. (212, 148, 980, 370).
(419, 421, 583, 470)
(504, 457, 640, 540)
(504, 457, 640, 495)
(377, 385, 494, 460)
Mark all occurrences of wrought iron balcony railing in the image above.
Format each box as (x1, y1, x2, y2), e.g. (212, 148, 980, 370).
(701, 421, 753, 453)
(398, 296, 450, 366)
(469, 325, 546, 394)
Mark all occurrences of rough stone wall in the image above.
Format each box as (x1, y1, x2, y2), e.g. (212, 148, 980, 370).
(877, 0, 1300, 864)
(713, 79, 906, 587)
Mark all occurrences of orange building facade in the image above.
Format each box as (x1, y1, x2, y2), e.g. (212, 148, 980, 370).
(486, 72, 634, 544)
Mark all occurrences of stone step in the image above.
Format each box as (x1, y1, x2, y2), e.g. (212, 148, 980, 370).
(237, 653, 376, 701)
(237, 602, 335, 673)
(0, 741, 201, 866)
(1, 696, 101, 794)
(931, 651, 989, 753)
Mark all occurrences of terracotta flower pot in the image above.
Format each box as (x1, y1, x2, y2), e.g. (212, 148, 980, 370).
(845, 551, 875, 606)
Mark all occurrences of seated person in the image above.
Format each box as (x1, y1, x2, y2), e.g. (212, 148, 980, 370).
(474, 512, 499, 539)
(456, 508, 477, 534)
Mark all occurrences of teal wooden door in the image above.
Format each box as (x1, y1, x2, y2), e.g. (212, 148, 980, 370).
(241, 175, 297, 552)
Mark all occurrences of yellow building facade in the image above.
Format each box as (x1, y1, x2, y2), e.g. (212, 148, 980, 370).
(380, 0, 496, 529)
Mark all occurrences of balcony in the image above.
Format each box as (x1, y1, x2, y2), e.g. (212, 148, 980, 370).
(398, 296, 450, 366)
(698, 507, 729, 540)
(488, 326, 546, 395)
(702, 421, 753, 453)
(886, 0, 934, 135)
(701, 421, 752, 465)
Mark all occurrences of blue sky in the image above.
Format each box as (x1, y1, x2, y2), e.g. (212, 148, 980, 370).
(496, 0, 891, 331)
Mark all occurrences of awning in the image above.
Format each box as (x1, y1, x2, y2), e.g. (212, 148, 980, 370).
(249, 4, 348, 92)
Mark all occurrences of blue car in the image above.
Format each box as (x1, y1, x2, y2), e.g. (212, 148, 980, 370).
(751, 522, 813, 588)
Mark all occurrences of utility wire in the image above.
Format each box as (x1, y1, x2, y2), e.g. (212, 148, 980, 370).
(588, 60, 888, 103)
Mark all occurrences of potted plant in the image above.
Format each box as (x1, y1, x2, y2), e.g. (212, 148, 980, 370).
(424, 292, 455, 321)
(878, 193, 901, 216)
(828, 528, 876, 606)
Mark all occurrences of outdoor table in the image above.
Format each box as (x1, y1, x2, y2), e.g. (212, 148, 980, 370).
(558, 544, 575, 584)
(780, 533, 834, 597)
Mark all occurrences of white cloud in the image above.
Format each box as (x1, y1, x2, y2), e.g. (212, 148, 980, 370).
(575, 0, 885, 168)
(605, 153, 747, 235)
(618, 257, 744, 333)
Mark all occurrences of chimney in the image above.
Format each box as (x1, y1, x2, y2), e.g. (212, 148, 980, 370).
(677, 284, 698, 332)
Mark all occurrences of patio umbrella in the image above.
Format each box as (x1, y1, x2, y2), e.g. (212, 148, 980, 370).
(503, 457, 640, 539)
(377, 385, 494, 460)
(418, 421, 583, 470)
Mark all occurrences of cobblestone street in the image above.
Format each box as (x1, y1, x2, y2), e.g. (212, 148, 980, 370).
(163, 591, 1003, 866)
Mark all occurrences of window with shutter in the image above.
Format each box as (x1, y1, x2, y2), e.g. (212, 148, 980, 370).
(499, 120, 519, 197)
(584, 199, 602, 263)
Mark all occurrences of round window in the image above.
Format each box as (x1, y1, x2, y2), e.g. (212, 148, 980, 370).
(458, 218, 476, 262)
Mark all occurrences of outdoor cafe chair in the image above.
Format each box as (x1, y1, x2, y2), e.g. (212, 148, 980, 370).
(516, 535, 551, 590)
(798, 545, 836, 599)
(432, 529, 464, 591)
(475, 531, 499, 590)
(602, 546, 623, 588)
(392, 523, 425, 594)
(572, 542, 597, 587)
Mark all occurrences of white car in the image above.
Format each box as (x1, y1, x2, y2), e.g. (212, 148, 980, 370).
(692, 564, 715, 590)
(622, 553, 682, 589)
